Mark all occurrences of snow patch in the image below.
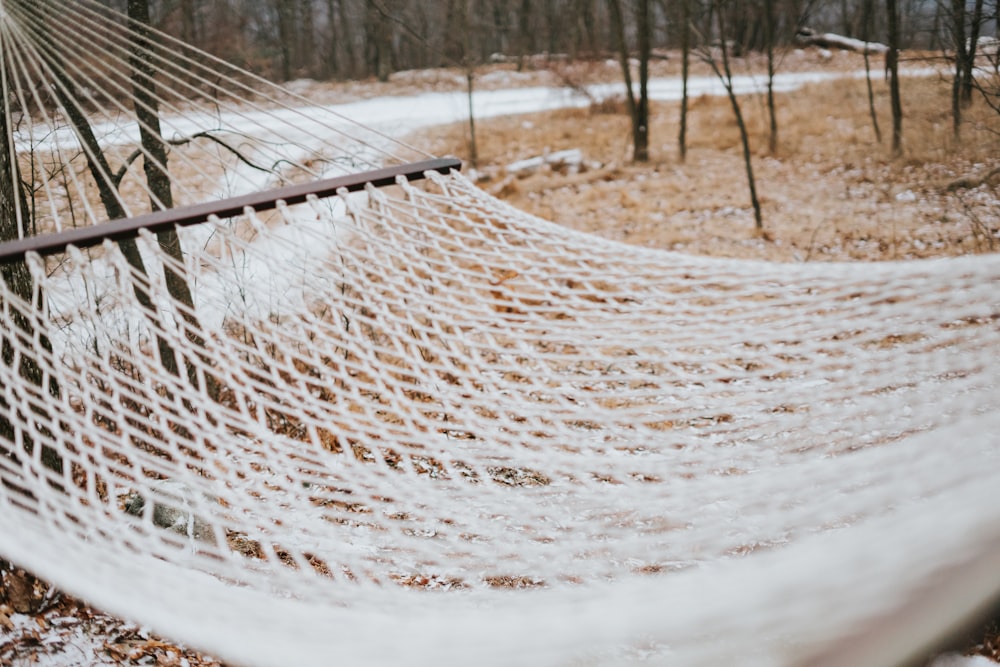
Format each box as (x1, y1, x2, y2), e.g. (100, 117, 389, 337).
(928, 654, 998, 667)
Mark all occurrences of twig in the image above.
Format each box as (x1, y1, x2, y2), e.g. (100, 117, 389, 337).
(113, 130, 275, 186)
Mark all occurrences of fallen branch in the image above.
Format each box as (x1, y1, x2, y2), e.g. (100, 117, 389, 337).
(795, 28, 888, 55)
(506, 149, 585, 178)
(945, 165, 1000, 191)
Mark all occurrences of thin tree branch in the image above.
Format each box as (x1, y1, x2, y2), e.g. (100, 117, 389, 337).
(112, 130, 276, 187)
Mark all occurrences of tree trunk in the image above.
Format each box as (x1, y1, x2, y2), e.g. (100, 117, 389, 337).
(0, 8, 64, 480)
(325, 0, 341, 77)
(861, 0, 883, 143)
(608, 0, 649, 162)
(886, 0, 903, 156)
(275, 0, 295, 81)
(466, 70, 479, 168)
(518, 0, 532, 70)
(950, 0, 967, 141)
(545, 0, 560, 56)
(1, 112, 63, 478)
(0, 100, 60, 606)
(366, 1, 394, 81)
(31, 1, 204, 390)
(0, 101, 35, 311)
(635, 0, 651, 162)
(28, 1, 184, 381)
(678, 0, 690, 161)
(711, 2, 763, 230)
(376, 4, 393, 82)
(339, 0, 358, 78)
(180, 0, 197, 47)
(863, 50, 883, 142)
(128, 0, 216, 398)
(962, 0, 985, 104)
(300, 0, 317, 78)
(930, 0, 942, 52)
(579, 0, 598, 57)
(764, 0, 778, 154)
(607, 0, 636, 120)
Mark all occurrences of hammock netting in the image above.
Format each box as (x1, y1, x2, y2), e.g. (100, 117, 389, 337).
(2, 2, 999, 666)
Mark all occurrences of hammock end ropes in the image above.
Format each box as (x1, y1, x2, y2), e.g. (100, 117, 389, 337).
(0, 157, 461, 265)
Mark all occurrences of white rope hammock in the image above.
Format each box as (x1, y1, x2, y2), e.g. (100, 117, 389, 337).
(2, 2, 999, 666)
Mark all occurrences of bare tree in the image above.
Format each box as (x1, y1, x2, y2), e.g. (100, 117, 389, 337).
(37, 10, 191, 384)
(335, 0, 361, 78)
(698, 0, 764, 230)
(0, 84, 63, 480)
(366, 0, 395, 82)
(447, 0, 480, 166)
(950, 0, 970, 139)
(608, 0, 652, 162)
(518, 0, 534, 69)
(678, 0, 692, 161)
(636, 0, 652, 162)
(128, 0, 218, 397)
(764, 0, 779, 153)
(0, 104, 36, 319)
(10, 1, 210, 391)
(946, 0, 987, 141)
(110, 0, 946, 85)
(862, 0, 883, 142)
(962, 0, 986, 103)
(887, 0, 904, 156)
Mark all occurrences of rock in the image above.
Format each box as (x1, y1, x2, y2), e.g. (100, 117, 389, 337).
(124, 480, 216, 544)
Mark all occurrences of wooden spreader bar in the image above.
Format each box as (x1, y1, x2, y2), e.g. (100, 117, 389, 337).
(0, 157, 461, 264)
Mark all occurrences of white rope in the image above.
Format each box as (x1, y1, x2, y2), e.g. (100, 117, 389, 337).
(3, 170, 999, 664)
(1, 3, 999, 666)
(2, 0, 434, 240)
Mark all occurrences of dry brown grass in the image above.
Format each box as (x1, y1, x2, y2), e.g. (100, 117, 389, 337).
(419, 55, 1000, 262)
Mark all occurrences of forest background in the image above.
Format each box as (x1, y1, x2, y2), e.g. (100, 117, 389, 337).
(91, 0, 995, 85)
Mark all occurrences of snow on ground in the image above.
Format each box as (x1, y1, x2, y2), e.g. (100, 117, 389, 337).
(1, 596, 224, 666)
(931, 655, 1000, 666)
(20, 66, 940, 157)
(4, 611, 120, 667)
(211, 66, 941, 143)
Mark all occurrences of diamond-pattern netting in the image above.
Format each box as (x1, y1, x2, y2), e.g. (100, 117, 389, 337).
(1, 1, 999, 664)
(2, 171, 999, 666)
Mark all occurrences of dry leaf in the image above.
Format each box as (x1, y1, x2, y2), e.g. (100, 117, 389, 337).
(488, 269, 519, 286)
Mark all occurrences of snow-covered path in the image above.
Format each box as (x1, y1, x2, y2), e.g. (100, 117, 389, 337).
(27, 67, 934, 158)
(323, 67, 935, 137)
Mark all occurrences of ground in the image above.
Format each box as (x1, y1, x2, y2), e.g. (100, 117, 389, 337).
(416, 50, 1000, 262)
(1, 591, 225, 666)
(3, 48, 1000, 665)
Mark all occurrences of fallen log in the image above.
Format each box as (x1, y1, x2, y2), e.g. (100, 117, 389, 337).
(795, 28, 889, 55)
(506, 149, 585, 177)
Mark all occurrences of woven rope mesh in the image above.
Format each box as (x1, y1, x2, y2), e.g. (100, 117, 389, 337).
(2, 2, 1000, 666)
